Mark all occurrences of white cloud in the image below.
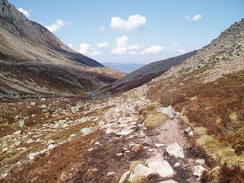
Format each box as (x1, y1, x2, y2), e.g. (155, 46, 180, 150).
(112, 36, 163, 55)
(184, 14, 203, 21)
(128, 44, 144, 50)
(142, 45, 164, 54)
(117, 36, 128, 47)
(112, 36, 129, 55)
(111, 14, 146, 31)
(88, 50, 102, 56)
(45, 20, 71, 33)
(79, 43, 91, 54)
(112, 47, 127, 55)
(168, 43, 185, 54)
(17, 8, 30, 17)
(97, 42, 109, 48)
(98, 26, 106, 32)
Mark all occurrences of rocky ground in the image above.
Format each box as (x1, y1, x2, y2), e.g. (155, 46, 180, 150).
(0, 85, 210, 183)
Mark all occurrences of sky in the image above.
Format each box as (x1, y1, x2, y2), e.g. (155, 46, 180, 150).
(9, 0, 244, 64)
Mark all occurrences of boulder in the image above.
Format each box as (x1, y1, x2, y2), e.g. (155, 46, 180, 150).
(128, 164, 154, 182)
(195, 159, 205, 165)
(157, 106, 175, 119)
(166, 143, 184, 158)
(80, 127, 95, 136)
(146, 156, 175, 178)
(184, 127, 192, 133)
(193, 165, 207, 177)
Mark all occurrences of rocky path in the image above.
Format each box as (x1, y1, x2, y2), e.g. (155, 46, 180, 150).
(0, 85, 208, 183)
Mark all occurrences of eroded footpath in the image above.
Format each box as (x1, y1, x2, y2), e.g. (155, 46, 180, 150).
(0, 85, 208, 183)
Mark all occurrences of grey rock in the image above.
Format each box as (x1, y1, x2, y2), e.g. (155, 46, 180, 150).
(193, 165, 207, 177)
(166, 143, 184, 158)
(146, 155, 175, 178)
(184, 127, 192, 133)
(128, 164, 154, 182)
(195, 159, 205, 165)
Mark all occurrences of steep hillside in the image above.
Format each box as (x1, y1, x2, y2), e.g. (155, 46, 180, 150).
(0, 0, 125, 98)
(146, 19, 244, 181)
(101, 51, 196, 94)
(0, 4, 243, 183)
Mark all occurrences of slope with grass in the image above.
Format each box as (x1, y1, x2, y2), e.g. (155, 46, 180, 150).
(0, 0, 125, 98)
(101, 51, 196, 94)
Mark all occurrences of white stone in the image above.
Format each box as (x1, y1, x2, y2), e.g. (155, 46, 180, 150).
(184, 127, 192, 133)
(116, 153, 123, 157)
(188, 131, 194, 136)
(157, 180, 178, 183)
(157, 106, 175, 119)
(47, 139, 55, 145)
(30, 102, 36, 106)
(47, 144, 56, 150)
(13, 130, 22, 135)
(128, 164, 154, 182)
(107, 171, 115, 176)
(193, 165, 207, 177)
(2, 147, 8, 153)
(69, 134, 76, 138)
(26, 139, 34, 144)
(80, 127, 95, 136)
(146, 156, 175, 178)
(28, 152, 39, 160)
(174, 162, 180, 167)
(155, 143, 165, 148)
(40, 98, 46, 101)
(195, 159, 205, 165)
(166, 143, 184, 158)
(119, 171, 130, 183)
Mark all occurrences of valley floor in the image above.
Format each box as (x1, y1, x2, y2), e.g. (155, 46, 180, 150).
(0, 85, 209, 183)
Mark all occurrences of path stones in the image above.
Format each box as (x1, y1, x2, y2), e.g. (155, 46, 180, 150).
(166, 143, 184, 158)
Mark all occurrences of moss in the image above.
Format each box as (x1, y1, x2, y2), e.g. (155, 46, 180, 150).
(194, 127, 244, 169)
(143, 112, 168, 128)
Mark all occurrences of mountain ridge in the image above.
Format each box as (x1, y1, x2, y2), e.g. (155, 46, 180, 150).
(0, 0, 125, 98)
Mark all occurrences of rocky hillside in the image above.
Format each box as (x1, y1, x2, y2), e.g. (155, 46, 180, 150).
(0, 5, 243, 183)
(0, 0, 125, 98)
(101, 51, 196, 94)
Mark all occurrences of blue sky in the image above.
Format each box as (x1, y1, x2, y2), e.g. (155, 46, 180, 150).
(9, 0, 244, 64)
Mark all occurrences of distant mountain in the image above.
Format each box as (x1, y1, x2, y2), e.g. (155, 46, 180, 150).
(0, 0, 125, 98)
(100, 51, 196, 94)
(103, 63, 144, 73)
